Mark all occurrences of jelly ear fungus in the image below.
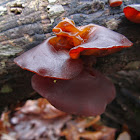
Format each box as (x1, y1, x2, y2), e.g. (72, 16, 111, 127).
(123, 4, 140, 23)
(14, 18, 133, 116)
(31, 69, 115, 116)
(109, 0, 122, 7)
(14, 38, 83, 80)
(69, 24, 133, 59)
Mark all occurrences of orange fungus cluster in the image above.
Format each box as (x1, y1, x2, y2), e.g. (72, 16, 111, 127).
(124, 4, 140, 23)
(14, 18, 133, 116)
(109, 0, 122, 7)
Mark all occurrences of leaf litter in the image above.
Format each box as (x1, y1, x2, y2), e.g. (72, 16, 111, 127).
(0, 98, 130, 140)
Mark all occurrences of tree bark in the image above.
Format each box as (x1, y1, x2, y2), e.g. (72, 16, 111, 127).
(0, 0, 52, 111)
(0, 0, 140, 139)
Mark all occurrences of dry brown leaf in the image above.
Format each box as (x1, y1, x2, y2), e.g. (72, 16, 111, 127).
(0, 98, 117, 140)
(6, 98, 69, 139)
(61, 116, 116, 140)
(10, 113, 71, 140)
(117, 131, 131, 140)
(1, 134, 16, 140)
(0, 112, 11, 136)
(20, 98, 66, 119)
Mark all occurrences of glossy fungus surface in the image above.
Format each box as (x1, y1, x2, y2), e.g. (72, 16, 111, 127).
(49, 19, 96, 51)
(14, 18, 133, 116)
(48, 18, 133, 59)
(32, 69, 116, 116)
(14, 38, 83, 79)
(109, 0, 122, 7)
(69, 24, 133, 59)
(123, 4, 140, 23)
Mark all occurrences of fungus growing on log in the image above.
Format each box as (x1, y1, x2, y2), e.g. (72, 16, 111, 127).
(123, 4, 140, 23)
(109, 0, 122, 7)
(14, 38, 83, 80)
(14, 18, 133, 116)
(48, 18, 133, 59)
(32, 69, 115, 116)
(69, 24, 132, 59)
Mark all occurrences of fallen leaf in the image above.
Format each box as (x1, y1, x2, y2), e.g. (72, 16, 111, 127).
(0, 98, 117, 140)
(117, 131, 131, 140)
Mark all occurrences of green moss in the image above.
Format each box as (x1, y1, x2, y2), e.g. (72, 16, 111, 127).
(125, 61, 140, 70)
(0, 84, 13, 93)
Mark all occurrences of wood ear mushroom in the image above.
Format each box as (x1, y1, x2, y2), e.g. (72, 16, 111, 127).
(124, 4, 140, 23)
(14, 18, 133, 116)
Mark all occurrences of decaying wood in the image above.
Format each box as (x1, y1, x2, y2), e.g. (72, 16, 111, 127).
(0, 0, 140, 139)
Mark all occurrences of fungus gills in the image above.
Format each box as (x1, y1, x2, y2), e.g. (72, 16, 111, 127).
(14, 18, 133, 116)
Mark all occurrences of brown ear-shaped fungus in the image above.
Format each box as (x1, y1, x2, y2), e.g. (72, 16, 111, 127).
(14, 38, 83, 80)
(31, 69, 116, 116)
(48, 18, 132, 59)
(109, 0, 122, 7)
(123, 4, 140, 23)
(69, 24, 133, 59)
(49, 18, 82, 50)
(49, 18, 96, 50)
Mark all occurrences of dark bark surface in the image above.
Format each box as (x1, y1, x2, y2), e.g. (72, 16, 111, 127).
(0, 0, 140, 139)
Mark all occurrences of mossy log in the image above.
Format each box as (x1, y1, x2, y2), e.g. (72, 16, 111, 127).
(0, 0, 140, 139)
